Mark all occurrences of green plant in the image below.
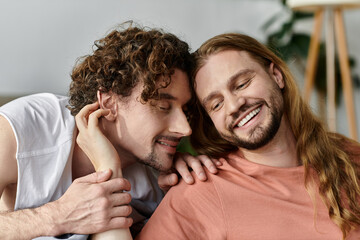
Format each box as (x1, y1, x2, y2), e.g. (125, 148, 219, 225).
(176, 136, 198, 156)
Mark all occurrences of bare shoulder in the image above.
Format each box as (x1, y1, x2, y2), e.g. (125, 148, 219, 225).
(0, 115, 18, 190)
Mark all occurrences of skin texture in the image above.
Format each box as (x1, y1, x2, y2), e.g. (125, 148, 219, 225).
(76, 103, 133, 239)
(75, 69, 193, 240)
(96, 69, 193, 172)
(195, 50, 299, 168)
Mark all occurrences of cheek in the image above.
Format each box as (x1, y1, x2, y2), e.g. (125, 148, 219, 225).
(210, 113, 226, 131)
(127, 114, 160, 138)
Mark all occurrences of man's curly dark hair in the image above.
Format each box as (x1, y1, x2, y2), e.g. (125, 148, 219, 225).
(68, 22, 192, 116)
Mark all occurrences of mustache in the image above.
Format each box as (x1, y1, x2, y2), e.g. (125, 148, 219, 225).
(155, 135, 182, 142)
(227, 100, 268, 130)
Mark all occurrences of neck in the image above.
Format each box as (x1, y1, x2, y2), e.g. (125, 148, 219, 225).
(72, 120, 137, 179)
(240, 116, 299, 168)
(98, 117, 137, 169)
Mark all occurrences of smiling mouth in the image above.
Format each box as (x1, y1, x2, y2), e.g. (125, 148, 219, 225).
(236, 106, 261, 128)
(155, 139, 180, 155)
(155, 136, 181, 149)
(156, 141, 178, 148)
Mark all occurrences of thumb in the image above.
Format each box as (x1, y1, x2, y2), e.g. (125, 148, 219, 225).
(158, 173, 179, 192)
(76, 169, 112, 183)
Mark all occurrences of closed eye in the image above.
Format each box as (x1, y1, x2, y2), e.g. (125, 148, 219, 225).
(150, 100, 171, 112)
(158, 104, 171, 111)
(210, 100, 223, 112)
(235, 78, 252, 90)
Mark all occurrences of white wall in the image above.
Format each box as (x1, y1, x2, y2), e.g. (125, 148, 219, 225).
(0, 0, 283, 95)
(0, 0, 359, 137)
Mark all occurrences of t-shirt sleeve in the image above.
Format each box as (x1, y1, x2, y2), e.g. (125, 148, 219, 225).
(136, 172, 227, 240)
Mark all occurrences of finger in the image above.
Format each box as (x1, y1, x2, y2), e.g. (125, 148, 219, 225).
(157, 173, 179, 191)
(109, 192, 132, 206)
(88, 108, 110, 128)
(174, 158, 194, 184)
(107, 217, 133, 230)
(213, 158, 223, 166)
(102, 177, 131, 193)
(75, 102, 99, 131)
(218, 157, 226, 165)
(109, 205, 133, 218)
(74, 169, 112, 184)
(77, 102, 99, 119)
(197, 155, 219, 174)
(81, 101, 100, 115)
(183, 155, 207, 181)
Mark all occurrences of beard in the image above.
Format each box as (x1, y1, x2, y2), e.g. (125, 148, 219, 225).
(135, 146, 174, 173)
(220, 90, 284, 150)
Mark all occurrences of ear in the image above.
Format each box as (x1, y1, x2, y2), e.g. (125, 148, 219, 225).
(97, 90, 117, 121)
(269, 63, 284, 89)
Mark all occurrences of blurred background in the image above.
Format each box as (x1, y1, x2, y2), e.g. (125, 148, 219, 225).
(0, 0, 359, 138)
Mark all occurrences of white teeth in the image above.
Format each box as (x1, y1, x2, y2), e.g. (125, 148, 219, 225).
(237, 107, 261, 127)
(158, 141, 172, 147)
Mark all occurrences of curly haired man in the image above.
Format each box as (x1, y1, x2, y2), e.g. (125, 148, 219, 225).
(0, 23, 216, 239)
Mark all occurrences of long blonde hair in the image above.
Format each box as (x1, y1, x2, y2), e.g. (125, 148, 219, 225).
(190, 33, 360, 239)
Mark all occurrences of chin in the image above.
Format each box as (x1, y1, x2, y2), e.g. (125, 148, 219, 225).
(149, 162, 172, 173)
(157, 157, 174, 172)
(137, 153, 173, 173)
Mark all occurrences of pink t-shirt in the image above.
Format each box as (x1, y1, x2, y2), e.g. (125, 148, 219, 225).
(137, 150, 360, 240)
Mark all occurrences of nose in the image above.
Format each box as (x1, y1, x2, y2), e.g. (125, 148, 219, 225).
(225, 93, 245, 117)
(169, 109, 192, 136)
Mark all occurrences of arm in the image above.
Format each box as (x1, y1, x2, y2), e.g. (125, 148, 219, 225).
(0, 115, 132, 239)
(0, 201, 61, 239)
(75, 102, 132, 240)
(0, 115, 53, 239)
(0, 170, 131, 239)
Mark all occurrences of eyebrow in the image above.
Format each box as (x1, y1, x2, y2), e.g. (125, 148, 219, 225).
(201, 69, 254, 107)
(202, 91, 220, 108)
(227, 69, 254, 89)
(158, 93, 177, 100)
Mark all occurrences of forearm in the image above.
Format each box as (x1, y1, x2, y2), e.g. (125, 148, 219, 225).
(75, 103, 133, 239)
(97, 162, 123, 178)
(91, 164, 132, 240)
(0, 202, 62, 239)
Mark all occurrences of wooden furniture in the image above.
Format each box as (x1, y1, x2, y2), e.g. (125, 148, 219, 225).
(287, 0, 360, 140)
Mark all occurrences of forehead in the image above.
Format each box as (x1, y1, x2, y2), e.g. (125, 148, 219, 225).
(195, 50, 260, 97)
(153, 68, 191, 104)
(119, 69, 191, 109)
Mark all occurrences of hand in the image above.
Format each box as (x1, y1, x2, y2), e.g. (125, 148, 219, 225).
(51, 170, 132, 235)
(75, 102, 120, 172)
(75, 102, 133, 239)
(158, 153, 222, 192)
